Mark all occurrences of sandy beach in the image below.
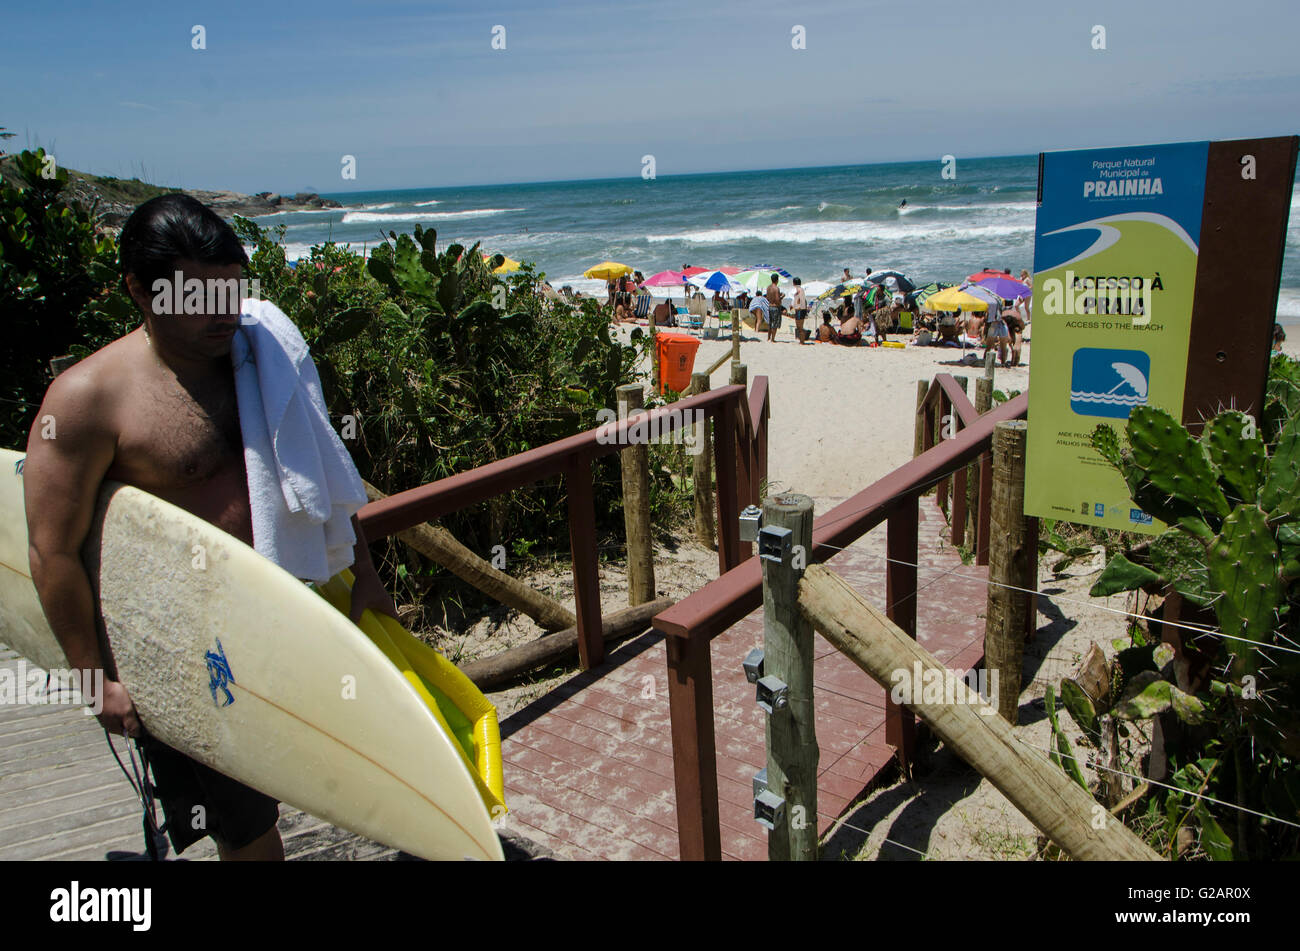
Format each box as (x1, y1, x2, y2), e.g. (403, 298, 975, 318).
(617, 321, 1032, 506)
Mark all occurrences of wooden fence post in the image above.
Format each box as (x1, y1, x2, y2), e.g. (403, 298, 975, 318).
(913, 379, 928, 459)
(690, 372, 716, 549)
(731, 311, 741, 364)
(885, 495, 919, 776)
(760, 493, 818, 861)
(617, 384, 656, 606)
(666, 632, 722, 861)
(974, 377, 994, 566)
(648, 302, 660, 391)
(951, 376, 969, 548)
(566, 457, 605, 668)
(713, 399, 741, 574)
(730, 363, 753, 562)
(984, 420, 1036, 724)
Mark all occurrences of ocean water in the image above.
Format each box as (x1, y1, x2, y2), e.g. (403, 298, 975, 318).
(254, 155, 1300, 321)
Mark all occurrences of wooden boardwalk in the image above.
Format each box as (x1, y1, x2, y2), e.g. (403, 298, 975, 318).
(0, 644, 406, 861)
(495, 499, 989, 860)
(1, 499, 984, 862)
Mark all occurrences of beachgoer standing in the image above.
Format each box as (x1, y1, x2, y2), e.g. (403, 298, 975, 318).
(791, 278, 809, 344)
(764, 273, 784, 342)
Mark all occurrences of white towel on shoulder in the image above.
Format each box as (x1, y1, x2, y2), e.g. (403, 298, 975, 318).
(232, 298, 368, 583)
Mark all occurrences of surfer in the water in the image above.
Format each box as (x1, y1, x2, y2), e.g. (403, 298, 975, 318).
(24, 194, 399, 861)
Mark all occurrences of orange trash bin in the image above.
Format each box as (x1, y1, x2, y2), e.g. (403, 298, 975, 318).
(655, 332, 701, 394)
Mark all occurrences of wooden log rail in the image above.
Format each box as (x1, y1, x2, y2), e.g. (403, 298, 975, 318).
(358, 379, 769, 671)
(798, 564, 1159, 861)
(655, 386, 1027, 860)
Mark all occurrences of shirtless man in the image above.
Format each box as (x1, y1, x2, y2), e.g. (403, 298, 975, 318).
(23, 194, 397, 861)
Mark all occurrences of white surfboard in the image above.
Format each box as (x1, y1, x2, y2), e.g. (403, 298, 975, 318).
(0, 448, 502, 861)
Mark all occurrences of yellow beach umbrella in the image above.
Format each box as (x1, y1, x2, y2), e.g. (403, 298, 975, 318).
(583, 261, 633, 281)
(480, 252, 521, 274)
(922, 287, 988, 312)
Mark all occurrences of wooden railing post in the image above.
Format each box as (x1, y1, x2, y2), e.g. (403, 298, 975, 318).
(617, 384, 656, 606)
(760, 493, 818, 860)
(936, 389, 951, 514)
(730, 363, 754, 562)
(731, 311, 741, 364)
(565, 456, 605, 668)
(690, 372, 716, 549)
(984, 420, 1035, 724)
(666, 631, 721, 861)
(913, 379, 929, 459)
(714, 398, 741, 574)
(884, 495, 919, 776)
(975, 377, 994, 566)
(951, 376, 969, 547)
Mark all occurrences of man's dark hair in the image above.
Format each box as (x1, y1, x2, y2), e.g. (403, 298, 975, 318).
(118, 193, 249, 295)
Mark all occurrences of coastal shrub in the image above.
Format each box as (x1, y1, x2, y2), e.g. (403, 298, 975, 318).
(0, 149, 135, 449)
(231, 217, 687, 614)
(1049, 355, 1300, 859)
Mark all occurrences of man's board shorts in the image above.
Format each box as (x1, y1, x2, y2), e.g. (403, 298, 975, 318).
(987, 318, 1010, 339)
(136, 732, 280, 853)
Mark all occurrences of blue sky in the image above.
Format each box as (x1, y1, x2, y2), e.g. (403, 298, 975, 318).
(3, 0, 1298, 193)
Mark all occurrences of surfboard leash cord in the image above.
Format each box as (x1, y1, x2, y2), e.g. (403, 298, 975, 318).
(104, 729, 168, 861)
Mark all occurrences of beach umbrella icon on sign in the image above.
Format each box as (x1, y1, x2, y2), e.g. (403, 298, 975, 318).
(1107, 362, 1148, 398)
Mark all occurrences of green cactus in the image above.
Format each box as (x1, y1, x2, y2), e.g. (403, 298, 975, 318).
(1201, 410, 1265, 504)
(1206, 505, 1282, 678)
(1149, 529, 1213, 605)
(1090, 423, 1123, 469)
(1260, 413, 1300, 523)
(1126, 406, 1231, 522)
(1045, 684, 1089, 790)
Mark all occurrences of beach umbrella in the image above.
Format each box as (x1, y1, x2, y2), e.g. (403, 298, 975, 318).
(910, 281, 954, 308)
(816, 281, 864, 301)
(689, 270, 742, 294)
(735, 269, 793, 292)
(680, 266, 710, 276)
(584, 261, 634, 280)
(801, 280, 833, 299)
(643, 269, 687, 287)
(974, 276, 1031, 300)
(487, 255, 521, 274)
(867, 270, 916, 294)
(960, 282, 1004, 312)
(922, 287, 988, 312)
(716, 265, 743, 275)
(966, 268, 1013, 283)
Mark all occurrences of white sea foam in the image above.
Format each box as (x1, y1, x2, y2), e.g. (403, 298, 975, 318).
(646, 219, 1031, 245)
(341, 208, 522, 223)
(413, 198, 441, 206)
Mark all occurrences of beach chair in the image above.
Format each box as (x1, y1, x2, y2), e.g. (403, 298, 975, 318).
(633, 291, 652, 323)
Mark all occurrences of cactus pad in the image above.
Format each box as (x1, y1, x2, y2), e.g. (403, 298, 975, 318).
(1201, 410, 1265, 504)
(1206, 505, 1282, 678)
(1126, 406, 1230, 522)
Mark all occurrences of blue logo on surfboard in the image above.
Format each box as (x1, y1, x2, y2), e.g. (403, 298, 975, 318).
(205, 638, 236, 707)
(1070, 348, 1150, 419)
